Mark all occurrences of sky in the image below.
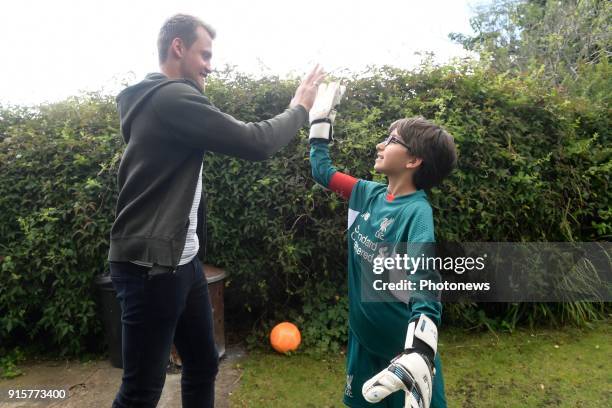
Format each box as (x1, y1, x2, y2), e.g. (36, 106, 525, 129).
(0, 0, 486, 106)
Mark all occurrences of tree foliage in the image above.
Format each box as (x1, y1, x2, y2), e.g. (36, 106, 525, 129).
(450, 0, 611, 92)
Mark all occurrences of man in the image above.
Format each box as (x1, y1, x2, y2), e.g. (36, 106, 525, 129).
(108, 14, 324, 407)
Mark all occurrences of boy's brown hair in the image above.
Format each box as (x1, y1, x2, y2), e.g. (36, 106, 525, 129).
(389, 116, 457, 190)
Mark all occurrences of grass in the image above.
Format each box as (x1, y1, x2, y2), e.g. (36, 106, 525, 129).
(230, 319, 611, 407)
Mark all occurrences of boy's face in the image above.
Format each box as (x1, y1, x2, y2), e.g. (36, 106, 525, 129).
(374, 130, 417, 176)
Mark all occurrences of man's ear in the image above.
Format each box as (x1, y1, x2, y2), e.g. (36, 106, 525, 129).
(169, 38, 185, 59)
(405, 157, 423, 170)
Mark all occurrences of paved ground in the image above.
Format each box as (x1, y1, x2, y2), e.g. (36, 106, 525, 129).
(0, 346, 245, 408)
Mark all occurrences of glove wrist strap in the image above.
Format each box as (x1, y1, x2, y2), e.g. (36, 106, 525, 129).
(396, 346, 434, 371)
(309, 119, 333, 142)
(403, 314, 438, 365)
(310, 118, 332, 126)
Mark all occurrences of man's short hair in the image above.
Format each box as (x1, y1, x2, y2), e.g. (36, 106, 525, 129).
(389, 116, 457, 190)
(157, 14, 216, 64)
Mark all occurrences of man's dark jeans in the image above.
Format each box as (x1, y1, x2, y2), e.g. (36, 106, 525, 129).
(110, 258, 219, 407)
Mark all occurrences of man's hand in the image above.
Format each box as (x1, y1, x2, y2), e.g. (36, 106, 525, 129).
(362, 314, 438, 408)
(290, 65, 326, 111)
(308, 82, 346, 142)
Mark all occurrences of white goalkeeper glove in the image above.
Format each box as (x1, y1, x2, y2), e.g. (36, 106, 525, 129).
(308, 81, 346, 142)
(362, 314, 438, 408)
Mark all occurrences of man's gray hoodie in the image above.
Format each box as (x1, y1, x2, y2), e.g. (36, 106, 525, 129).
(108, 73, 308, 268)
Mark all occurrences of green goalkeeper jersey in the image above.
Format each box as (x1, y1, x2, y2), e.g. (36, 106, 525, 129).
(310, 141, 442, 360)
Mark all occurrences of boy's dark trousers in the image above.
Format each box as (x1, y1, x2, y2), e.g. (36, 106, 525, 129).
(109, 258, 219, 407)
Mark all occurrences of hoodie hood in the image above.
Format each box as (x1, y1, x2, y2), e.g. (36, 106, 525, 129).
(116, 73, 202, 143)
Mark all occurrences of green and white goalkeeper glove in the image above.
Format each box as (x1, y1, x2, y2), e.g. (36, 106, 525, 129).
(362, 314, 438, 408)
(308, 82, 346, 143)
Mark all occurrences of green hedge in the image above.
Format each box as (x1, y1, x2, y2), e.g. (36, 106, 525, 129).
(0, 94, 121, 355)
(0, 62, 609, 355)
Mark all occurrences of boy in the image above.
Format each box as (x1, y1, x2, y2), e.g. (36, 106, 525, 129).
(308, 83, 457, 408)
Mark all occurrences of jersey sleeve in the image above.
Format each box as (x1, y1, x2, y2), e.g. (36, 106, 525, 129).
(310, 140, 358, 200)
(405, 202, 442, 327)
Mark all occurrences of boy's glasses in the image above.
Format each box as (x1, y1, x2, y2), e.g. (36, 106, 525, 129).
(383, 135, 411, 152)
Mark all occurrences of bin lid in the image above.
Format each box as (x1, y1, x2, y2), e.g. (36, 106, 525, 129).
(95, 274, 111, 285)
(202, 264, 226, 283)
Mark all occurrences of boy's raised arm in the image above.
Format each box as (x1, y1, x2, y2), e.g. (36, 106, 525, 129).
(309, 82, 358, 200)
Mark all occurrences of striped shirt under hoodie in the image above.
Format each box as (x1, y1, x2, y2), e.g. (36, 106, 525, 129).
(132, 164, 202, 268)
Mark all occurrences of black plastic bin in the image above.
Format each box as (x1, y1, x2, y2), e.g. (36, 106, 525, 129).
(95, 273, 123, 368)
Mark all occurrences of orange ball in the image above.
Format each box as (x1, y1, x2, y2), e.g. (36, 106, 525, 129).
(270, 322, 301, 353)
